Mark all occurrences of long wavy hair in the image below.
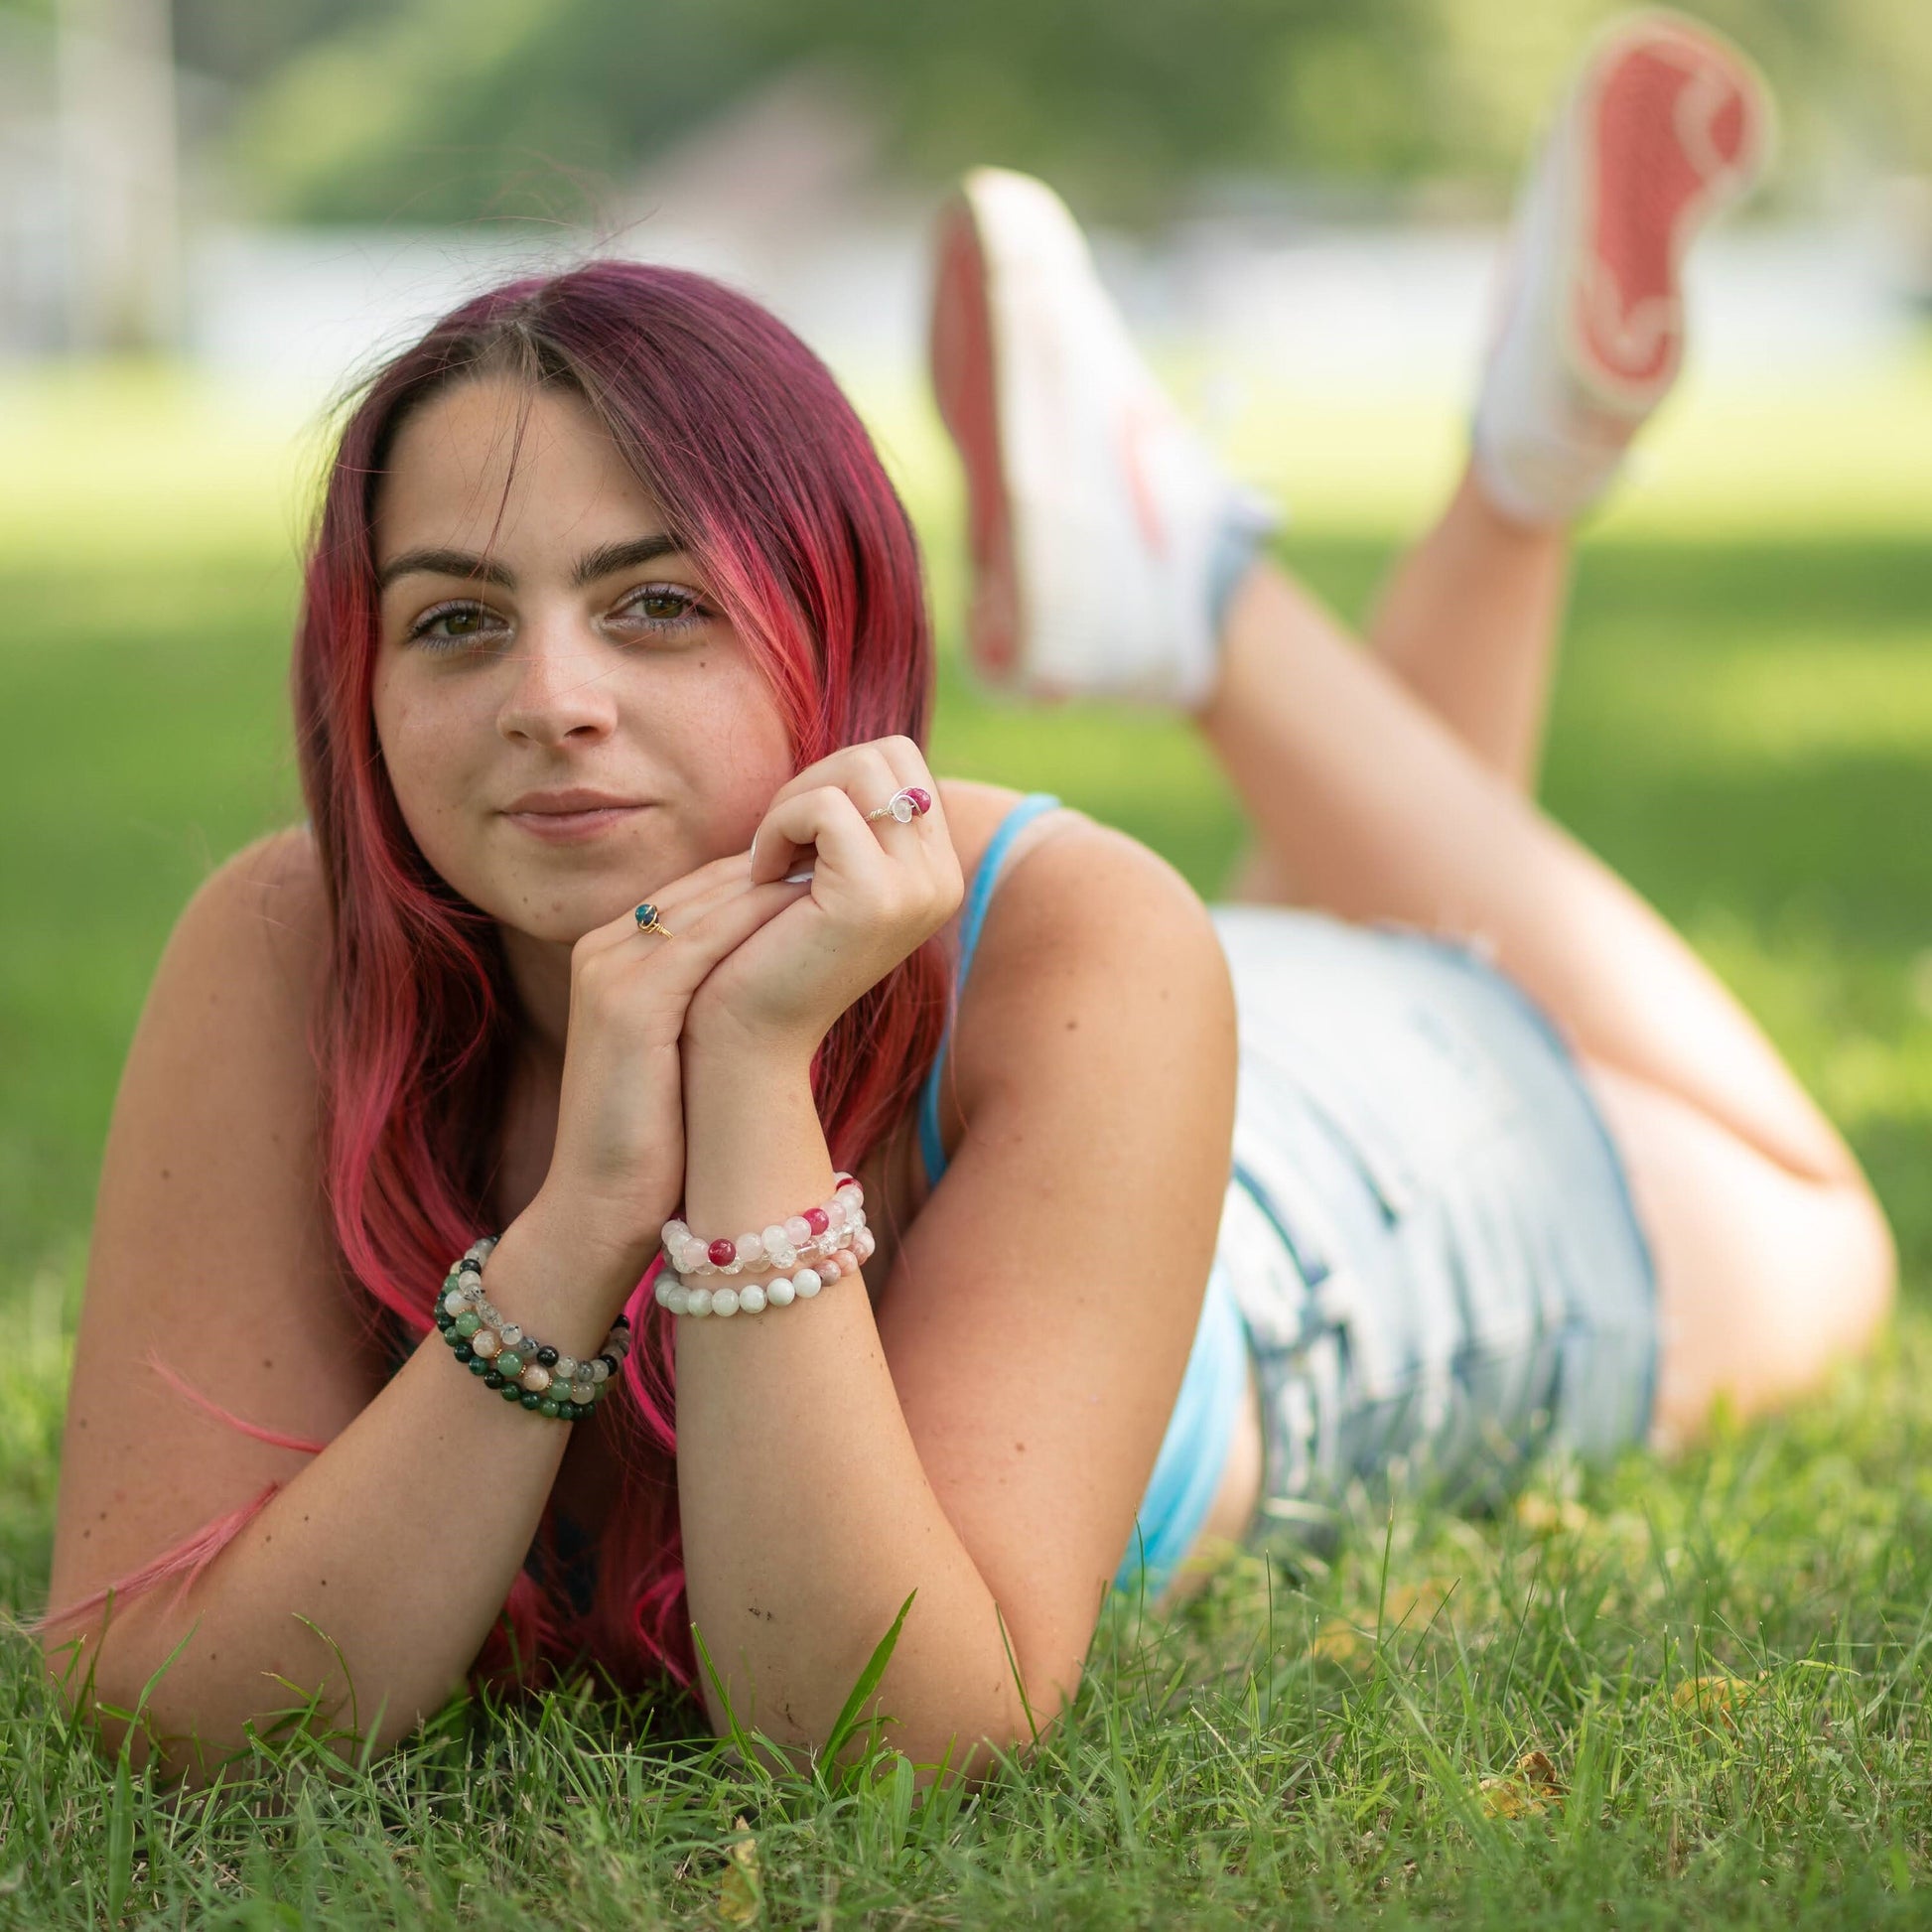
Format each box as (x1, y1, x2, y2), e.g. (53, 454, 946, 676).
(41, 259, 947, 1698)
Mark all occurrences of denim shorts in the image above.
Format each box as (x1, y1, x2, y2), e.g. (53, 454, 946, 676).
(1203, 905, 1659, 1558)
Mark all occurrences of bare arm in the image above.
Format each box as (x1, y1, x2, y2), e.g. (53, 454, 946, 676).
(675, 762, 1238, 1772)
(43, 834, 672, 1780)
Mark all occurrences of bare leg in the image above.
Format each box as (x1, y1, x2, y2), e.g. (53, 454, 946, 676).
(1200, 557, 1894, 1438)
(1365, 466, 1574, 790)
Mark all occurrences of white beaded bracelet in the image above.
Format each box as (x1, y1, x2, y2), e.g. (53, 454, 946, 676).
(652, 1221, 876, 1318)
(661, 1176, 868, 1279)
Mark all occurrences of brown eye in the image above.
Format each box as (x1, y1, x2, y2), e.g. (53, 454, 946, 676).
(635, 587, 694, 621)
(408, 601, 503, 650)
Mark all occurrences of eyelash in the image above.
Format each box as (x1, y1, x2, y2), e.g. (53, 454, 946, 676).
(405, 583, 711, 652)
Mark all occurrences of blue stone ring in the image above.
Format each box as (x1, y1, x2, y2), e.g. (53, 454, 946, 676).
(632, 901, 675, 939)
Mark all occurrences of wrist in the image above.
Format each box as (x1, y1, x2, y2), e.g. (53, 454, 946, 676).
(681, 1022, 817, 1097)
(512, 1188, 659, 1314)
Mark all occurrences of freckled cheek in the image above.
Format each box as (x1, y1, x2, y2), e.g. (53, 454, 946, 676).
(652, 668, 795, 830)
(373, 676, 493, 857)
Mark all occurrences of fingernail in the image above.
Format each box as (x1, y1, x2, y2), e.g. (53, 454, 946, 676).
(782, 867, 815, 885)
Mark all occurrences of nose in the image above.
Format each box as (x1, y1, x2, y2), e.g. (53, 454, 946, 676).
(494, 612, 621, 747)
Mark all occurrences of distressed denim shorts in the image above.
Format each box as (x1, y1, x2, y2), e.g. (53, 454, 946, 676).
(1203, 905, 1659, 1559)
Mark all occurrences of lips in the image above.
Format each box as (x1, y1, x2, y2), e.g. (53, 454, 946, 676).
(502, 787, 646, 815)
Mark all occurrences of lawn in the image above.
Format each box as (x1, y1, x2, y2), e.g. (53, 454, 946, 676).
(2, 349, 1931, 1926)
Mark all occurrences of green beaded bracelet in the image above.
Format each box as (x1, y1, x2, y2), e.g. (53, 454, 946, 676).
(433, 1234, 630, 1422)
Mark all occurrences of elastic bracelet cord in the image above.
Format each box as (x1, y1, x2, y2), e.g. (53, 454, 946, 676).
(432, 1236, 630, 1421)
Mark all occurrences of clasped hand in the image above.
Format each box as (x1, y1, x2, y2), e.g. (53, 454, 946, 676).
(540, 739, 964, 1264)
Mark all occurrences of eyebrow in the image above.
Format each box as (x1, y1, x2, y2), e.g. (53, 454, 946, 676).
(375, 532, 687, 594)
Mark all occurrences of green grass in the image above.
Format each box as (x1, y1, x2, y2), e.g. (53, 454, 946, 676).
(4, 354, 1932, 1925)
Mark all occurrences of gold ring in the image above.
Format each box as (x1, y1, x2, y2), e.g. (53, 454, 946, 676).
(633, 901, 675, 938)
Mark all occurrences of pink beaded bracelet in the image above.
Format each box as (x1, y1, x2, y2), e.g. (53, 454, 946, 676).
(661, 1176, 868, 1279)
(652, 1227, 874, 1318)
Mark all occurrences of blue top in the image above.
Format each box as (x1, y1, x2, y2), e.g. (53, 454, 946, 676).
(917, 792, 1251, 1596)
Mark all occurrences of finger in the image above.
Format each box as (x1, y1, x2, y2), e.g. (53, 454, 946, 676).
(749, 783, 892, 894)
(754, 740, 923, 854)
(751, 748, 900, 885)
(575, 848, 757, 959)
(600, 876, 810, 1002)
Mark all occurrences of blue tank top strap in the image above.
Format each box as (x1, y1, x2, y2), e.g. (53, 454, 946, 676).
(917, 791, 1065, 1187)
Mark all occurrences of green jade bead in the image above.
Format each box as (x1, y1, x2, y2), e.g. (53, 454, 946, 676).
(496, 1351, 523, 1379)
(453, 1311, 482, 1339)
(499, 1383, 523, 1403)
(539, 1400, 561, 1419)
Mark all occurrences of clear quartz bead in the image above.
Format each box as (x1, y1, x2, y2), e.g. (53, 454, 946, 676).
(442, 1288, 471, 1316)
(554, 1355, 578, 1384)
(590, 1359, 611, 1381)
(498, 1324, 523, 1349)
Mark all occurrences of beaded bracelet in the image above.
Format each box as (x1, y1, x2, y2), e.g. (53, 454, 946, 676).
(653, 1223, 875, 1317)
(433, 1235, 630, 1421)
(661, 1175, 869, 1279)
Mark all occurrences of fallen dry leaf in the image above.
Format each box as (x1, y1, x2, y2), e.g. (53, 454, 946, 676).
(1514, 1493, 1590, 1536)
(1311, 1618, 1368, 1667)
(1478, 1749, 1567, 1820)
(717, 1816, 761, 1926)
(1669, 1675, 1764, 1724)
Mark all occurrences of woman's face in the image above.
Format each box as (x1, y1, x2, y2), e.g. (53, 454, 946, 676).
(369, 376, 794, 946)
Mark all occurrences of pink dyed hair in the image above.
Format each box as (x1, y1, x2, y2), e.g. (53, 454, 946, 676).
(38, 259, 947, 1698)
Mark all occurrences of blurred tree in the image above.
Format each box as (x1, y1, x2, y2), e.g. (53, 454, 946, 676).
(174, 0, 1932, 223)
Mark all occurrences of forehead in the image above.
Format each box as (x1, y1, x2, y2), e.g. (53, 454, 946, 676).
(374, 375, 662, 556)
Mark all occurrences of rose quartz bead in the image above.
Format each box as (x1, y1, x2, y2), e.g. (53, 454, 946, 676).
(760, 1223, 789, 1255)
(780, 1215, 807, 1246)
(520, 1364, 551, 1394)
(737, 1231, 765, 1265)
(471, 1329, 501, 1358)
(816, 1253, 841, 1282)
(856, 1226, 877, 1261)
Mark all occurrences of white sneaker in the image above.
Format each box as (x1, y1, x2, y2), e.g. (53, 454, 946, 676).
(928, 166, 1279, 709)
(1472, 8, 1775, 528)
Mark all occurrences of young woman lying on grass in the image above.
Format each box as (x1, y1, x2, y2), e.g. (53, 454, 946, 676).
(40, 7, 1892, 1783)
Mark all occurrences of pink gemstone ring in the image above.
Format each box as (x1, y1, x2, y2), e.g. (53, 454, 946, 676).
(864, 785, 933, 826)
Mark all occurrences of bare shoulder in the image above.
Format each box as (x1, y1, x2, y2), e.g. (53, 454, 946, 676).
(46, 820, 371, 1624)
(935, 785, 1237, 1144)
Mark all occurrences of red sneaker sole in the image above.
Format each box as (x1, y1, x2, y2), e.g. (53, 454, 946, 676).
(929, 197, 1022, 682)
(1574, 20, 1770, 407)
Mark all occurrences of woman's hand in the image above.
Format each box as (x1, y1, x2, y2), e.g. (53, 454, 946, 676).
(683, 739, 966, 1062)
(537, 848, 813, 1273)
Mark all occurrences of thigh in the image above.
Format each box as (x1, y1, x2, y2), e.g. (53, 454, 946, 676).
(1580, 1058, 1895, 1449)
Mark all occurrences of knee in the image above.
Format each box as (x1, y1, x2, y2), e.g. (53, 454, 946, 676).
(1746, 1173, 1896, 1406)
